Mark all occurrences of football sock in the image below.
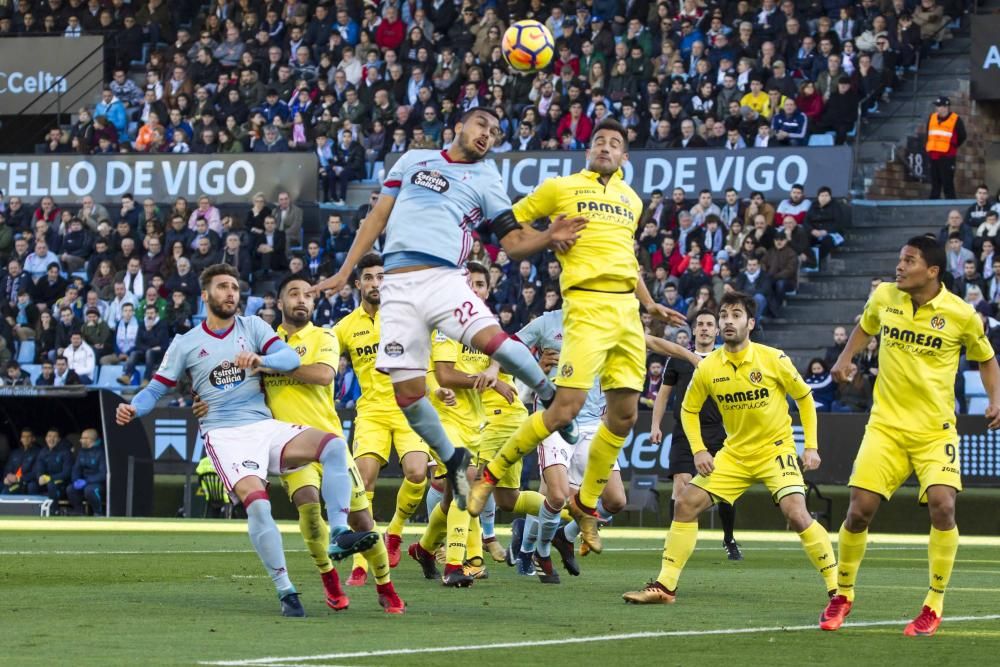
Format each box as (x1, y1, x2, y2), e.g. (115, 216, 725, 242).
(420, 503, 448, 552)
(400, 397, 456, 461)
(521, 514, 540, 554)
(318, 436, 352, 530)
(564, 499, 612, 542)
(718, 502, 736, 543)
(578, 423, 626, 508)
(924, 526, 959, 615)
(798, 521, 838, 592)
(488, 411, 551, 479)
(362, 535, 391, 585)
(512, 489, 544, 516)
(490, 337, 555, 402)
(445, 503, 470, 566)
(656, 520, 698, 591)
(247, 499, 293, 593)
(836, 524, 868, 601)
(535, 500, 563, 558)
(351, 490, 377, 574)
(480, 495, 496, 539)
(389, 478, 426, 536)
(297, 502, 333, 574)
(466, 516, 484, 561)
(425, 482, 444, 517)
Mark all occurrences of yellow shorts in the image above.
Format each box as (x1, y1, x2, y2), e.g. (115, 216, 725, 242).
(849, 424, 962, 503)
(434, 419, 483, 479)
(555, 290, 645, 392)
(691, 444, 806, 506)
(280, 461, 369, 513)
(352, 411, 431, 467)
(475, 413, 526, 489)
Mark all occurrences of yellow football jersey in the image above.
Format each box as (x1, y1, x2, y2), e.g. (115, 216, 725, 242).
(333, 306, 397, 416)
(682, 341, 812, 457)
(511, 169, 641, 294)
(859, 282, 994, 436)
(429, 332, 486, 427)
(264, 322, 344, 435)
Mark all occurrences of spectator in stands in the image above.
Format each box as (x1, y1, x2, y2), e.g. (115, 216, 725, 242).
(95, 87, 128, 138)
(25, 244, 61, 282)
(833, 366, 874, 412)
(814, 78, 858, 144)
(639, 358, 665, 409)
(804, 358, 836, 412)
(764, 234, 799, 308)
(1, 360, 31, 386)
(273, 192, 303, 250)
(771, 98, 808, 146)
(946, 232, 977, 280)
(804, 187, 849, 262)
(28, 428, 73, 500)
(119, 304, 168, 386)
(937, 208, 973, 249)
(2, 428, 40, 495)
(116, 257, 146, 300)
(925, 96, 966, 200)
(188, 196, 222, 235)
(103, 301, 138, 368)
(68, 428, 106, 515)
(735, 256, 774, 319)
(64, 331, 95, 384)
(321, 214, 353, 270)
(334, 355, 361, 409)
(777, 184, 812, 224)
(824, 326, 849, 366)
(81, 307, 111, 358)
(104, 281, 137, 328)
(32, 263, 68, 310)
(953, 259, 987, 299)
(677, 254, 712, 300)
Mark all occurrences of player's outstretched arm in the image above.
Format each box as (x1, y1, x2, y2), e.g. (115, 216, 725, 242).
(116, 379, 170, 425)
(650, 383, 673, 445)
(831, 324, 872, 382)
(311, 194, 395, 295)
(496, 212, 586, 260)
(287, 363, 336, 386)
(645, 333, 702, 367)
(433, 360, 481, 390)
(979, 356, 1000, 430)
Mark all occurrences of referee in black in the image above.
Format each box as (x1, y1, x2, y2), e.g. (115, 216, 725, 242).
(649, 309, 742, 560)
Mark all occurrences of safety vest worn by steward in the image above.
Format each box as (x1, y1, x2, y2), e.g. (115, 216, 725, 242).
(926, 112, 959, 156)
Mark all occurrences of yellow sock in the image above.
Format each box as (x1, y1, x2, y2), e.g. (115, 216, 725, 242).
(362, 536, 392, 585)
(836, 524, 868, 601)
(924, 526, 959, 615)
(512, 489, 544, 516)
(388, 477, 427, 536)
(466, 516, 483, 561)
(578, 423, 626, 508)
(561, 508, 571, 522)
(445, 504, 470, 566)
(297, 502, 333, 574)
(656, 521, 698, 590)
(488, 411, 550, 479)
(798, 521, 838, 593)
(351, 490, 377, 573)
(420, 503, 448, 552)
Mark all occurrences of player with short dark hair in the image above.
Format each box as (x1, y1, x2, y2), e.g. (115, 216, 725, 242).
(623, 291, 836, 604)
(820, 236, 1000, 636)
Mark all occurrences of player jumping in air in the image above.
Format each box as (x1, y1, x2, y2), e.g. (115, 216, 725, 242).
(193, 273, 405, 613)
(311, 107, 584, 511)
(623, 291, 837, 605)
(650, 310, 743, 560)
(820, 236, 1000, 636)
(116, 264, 377, 617)
(332, 253, 438, 583)
(467, 119, 685, 555)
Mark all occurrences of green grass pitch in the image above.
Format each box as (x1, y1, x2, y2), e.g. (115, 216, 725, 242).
(3, 519, 1000, 666)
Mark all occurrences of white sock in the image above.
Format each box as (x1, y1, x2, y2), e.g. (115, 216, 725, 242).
(318, 436, 352, 530)
(535, 500, 562, 558)
(246, 500, 293, 594)
(481, 495, 496, 539)
(521, 514, 540, 554)
(425, 482, 444, 517)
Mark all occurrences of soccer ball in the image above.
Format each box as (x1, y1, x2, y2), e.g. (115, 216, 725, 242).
(501, 20, 555, 73)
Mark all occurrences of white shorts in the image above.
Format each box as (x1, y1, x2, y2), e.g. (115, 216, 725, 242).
(376, 266, 497, 375)
(203, 419, 308, 492)
(538, 422, 620, 488)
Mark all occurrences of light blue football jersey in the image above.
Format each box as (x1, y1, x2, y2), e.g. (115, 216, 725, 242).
(516, 310, 605, 425)
(380, 149, 512, 271)
(153, 317, 287, 432)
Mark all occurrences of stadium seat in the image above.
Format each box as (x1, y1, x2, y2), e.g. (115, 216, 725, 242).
(16, 340, 35, 364)
(807, 133, 835, 146)
(968, 397, 989, 415)
(22, 364, 42, 384)
(95, 365, 127, 389)
(245, 295, 264, 316)
(622, 474, 660, 527)
(964, 370, 986, 397)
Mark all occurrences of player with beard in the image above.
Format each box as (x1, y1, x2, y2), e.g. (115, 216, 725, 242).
(116, 264, 378, 617)
(332, 253, 438, 584)
(310, 107, 585, 511)
(192, 273, 405, 613)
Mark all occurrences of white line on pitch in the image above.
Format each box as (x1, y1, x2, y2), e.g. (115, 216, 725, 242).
(199, 614, 1000, 666)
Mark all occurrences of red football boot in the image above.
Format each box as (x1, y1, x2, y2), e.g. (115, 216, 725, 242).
(321, 569, 349, 611)
(385, 533, 403, 568)
(819, 594, 853, 631)
(377, 582, 406, 614)
(904, 606, 941, 637)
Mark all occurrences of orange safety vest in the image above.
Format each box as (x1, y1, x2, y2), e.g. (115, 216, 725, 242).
(926, 112, 958, 154)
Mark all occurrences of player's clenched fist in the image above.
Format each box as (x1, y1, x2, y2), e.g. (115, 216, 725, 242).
(116, 403, 137, 426)
(800, 449, 821, 471)
(235, 351, 263, 370)
(693, 450, 714, 476)
(830, 358, 857, 383)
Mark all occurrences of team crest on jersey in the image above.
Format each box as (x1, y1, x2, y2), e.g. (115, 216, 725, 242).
(748, 370, 763, 384)
(384, 341, 404, 357)
(930, 316, 946, 330)
(209, 359, 246, 389)
(620, 194, 630, 205)
(560, 363, 574, 378)
(295, 345, 307, 356)
(412, 170, 450, 193)
(236, 335, 249, 351)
